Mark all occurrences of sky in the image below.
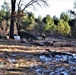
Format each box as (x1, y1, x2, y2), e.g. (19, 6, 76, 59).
(27, 0, 75, 18)
(0, 0, 75, 18)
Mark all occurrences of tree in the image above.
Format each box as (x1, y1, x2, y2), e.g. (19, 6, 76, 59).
(69, 18, 76, 37)
(1, 1, 10, 21)
(1, 1, 10, 12)
(10, 0, 48, 39)
(68, 0, 76, 37)
(34, 15, 44, 35)
(69, 19, 76, 28)
(57, 19, 71, 36)
(68, 1, 76, 18)
(21, 12, 36, 32)
(43, 15, 54, 31)
(20, 13, 29, 30)
(53, 15, 59, 25)
(71, 24, 76, 37)
(60, 12, 70, 21)
(0, 10, 6, 21)
(26, 12, 35, 31)
(10, 0, 16, 39)
(42, 14, 57, 35)
(57, 19, 65, 35)
(62, 21, 71, 36)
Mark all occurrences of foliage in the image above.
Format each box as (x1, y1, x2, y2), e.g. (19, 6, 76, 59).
(57, 19, 65, 35)
(1, 1, 10, 12)
(34, 15, 44, 35)
(21, 12, 35, 31)
(70, 18, 76, 37)
(60, 12, 70, 21)
(1, 1, 10, 20)
(26, 12, 35, 31)
(62, 21, 71, 36)
(21, 14, 29, 29)
(0, 0, 76, 38)
(57, 19, 71, 36)
(71, 24, 76, 37)
(43, 14, 54, 31)
(53, 15, 59, 25)
(0, 10, 6, 21)
(69, 19, 76, 28)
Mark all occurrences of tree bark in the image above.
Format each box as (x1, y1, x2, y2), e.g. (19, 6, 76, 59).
(9, 0, 16, 39)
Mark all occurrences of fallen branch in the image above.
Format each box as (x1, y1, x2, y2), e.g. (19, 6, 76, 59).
(45, 49, 74, 57)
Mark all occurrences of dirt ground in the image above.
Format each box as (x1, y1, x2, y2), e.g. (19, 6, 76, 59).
(0, 38, 76, 75)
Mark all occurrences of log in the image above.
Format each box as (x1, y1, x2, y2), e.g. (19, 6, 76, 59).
(30, 42, 44, 46)
(45, 49, 74, 57)
(61, 44, 72, 47)
(19, 30, 38, 40)
(30, 41, 58, 46)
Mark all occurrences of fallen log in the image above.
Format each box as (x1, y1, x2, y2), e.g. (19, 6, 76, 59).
(30, 42, 44, 46)
(45, 49, 74, 57)
(19, 30, 39, 40)
(61, 44, 72, 47)
(30, 41, 58, 46)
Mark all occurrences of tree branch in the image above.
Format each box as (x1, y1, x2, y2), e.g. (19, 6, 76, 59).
(22, 0, 37, 11)
(18, 0, 21, 11)
(22, 0, 48, 11)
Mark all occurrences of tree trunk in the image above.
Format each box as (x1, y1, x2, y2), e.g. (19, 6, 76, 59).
(16, 22, 21, 36)
(9, 0, 16, 39)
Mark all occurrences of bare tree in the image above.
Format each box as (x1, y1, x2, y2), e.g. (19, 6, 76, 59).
(10, 0, 48, 39)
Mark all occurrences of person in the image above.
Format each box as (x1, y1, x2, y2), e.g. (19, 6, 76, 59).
(42, 33, 46, 40)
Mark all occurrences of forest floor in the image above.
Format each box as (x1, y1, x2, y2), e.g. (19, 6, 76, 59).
(0, 37, 76, 75)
